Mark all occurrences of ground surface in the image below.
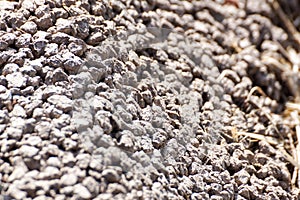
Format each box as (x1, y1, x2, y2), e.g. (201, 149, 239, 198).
(0, 0, 300, 199)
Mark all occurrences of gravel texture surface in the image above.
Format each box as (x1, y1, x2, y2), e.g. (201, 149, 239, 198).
(0, 0, 300, 199)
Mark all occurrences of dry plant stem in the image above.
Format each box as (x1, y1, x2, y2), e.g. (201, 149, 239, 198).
(277, 146, 300, 169)
(289, 132, 298, 187)
(236, 129, 300, 168)
(269, 0, 300, 47)
(246, 86, 283, 139)
(286, 102, 300, 112)
(246, 86, 267, 102)
(291, 111, 300, 186)
(236, 131, 281, 145)
(273, 40, 294, 65)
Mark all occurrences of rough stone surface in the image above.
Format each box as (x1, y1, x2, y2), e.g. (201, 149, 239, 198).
(0, 0, 299, 199)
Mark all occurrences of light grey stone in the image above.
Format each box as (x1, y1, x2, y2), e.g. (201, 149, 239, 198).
(76, 153, 91, 169)
(11, 105, 26, 118)
(74, 184, 92, 199)
(6, 72, 27, 88)
(46, 157, 61, 168)
(20, 21, 38, 34)
(47, 95, 72, 112)
(8, 166, 28, 182)
(60, 173, 78, 186)
(83, 176, 99, 195)
(19, 145, 39, 157)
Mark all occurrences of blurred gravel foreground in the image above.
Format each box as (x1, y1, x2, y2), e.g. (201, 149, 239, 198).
(0, 0, 300, 199)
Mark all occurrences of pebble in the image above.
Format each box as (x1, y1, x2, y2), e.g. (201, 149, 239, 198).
(55, 18, 73, 34)
(102, 169, 120, 183)
(39, 166, 61, 179)
(83, 176, 99, 195)
(46, 157, 62, 168)
(76, 153, 91, 169)
(74, 184, 92, 199)
(15, 33, 32, 48)
(7, 166, 28, 182)
(11, 105, 26, 118)
(0, 40, 8, 50)
(44, 43, 59, 57)
(47, 95, 72, 112)
(19, 145, 39, 157)
(6, 72, 27, 88)
(20, 21, 38, 34)
(60, 173, 78, 186)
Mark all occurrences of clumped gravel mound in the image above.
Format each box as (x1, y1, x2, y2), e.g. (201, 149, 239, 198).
(0, 0, 300, 199)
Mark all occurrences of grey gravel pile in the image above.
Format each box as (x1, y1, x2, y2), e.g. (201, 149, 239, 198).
(0, 0, 300, 199)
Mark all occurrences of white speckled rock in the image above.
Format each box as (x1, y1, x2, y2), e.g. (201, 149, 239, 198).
(20, 21, 38, 34)
(74, 184, 92, 199)
(6, 72, 27, 88)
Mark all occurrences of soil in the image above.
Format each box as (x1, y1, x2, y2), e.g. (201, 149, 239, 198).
(0, 0, 300, 199)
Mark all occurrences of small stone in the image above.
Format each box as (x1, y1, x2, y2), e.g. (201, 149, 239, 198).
(36, 14, 53, 30)
(0, 110, 9, 124)
(47, 54, 63, 68)
(52, 68, 68, 83)
(0, 40, 8, 50)
(60, 173, 78, 186)
(44, 43, 59, 57)
(2, 63, 19, 76)
(63, 138, 77, 151)
(40, 166, 60, 179)
(61, 51, 84, 73)
(234, 169, 251, 185)
(106, 183, 127, 194)
(50, 32, 71, 44)
(62, 152, 76, 165)
(7, 185, 27, 200)
(0, 85, 6, 94)
(11, 105, 26, 118)
(83, 176, 99, 195)
(19, 145, 39, 157)
(6, 72, 27, 88)
(1, 33, 16, 45)
(46, 157, 61, 168)
(32, 30, 51, 41)
(102, 169, 120, 183)
(74, 184, 92, 199)
(0, 51, 9, 66)
(55, 18, 73, 34)
(8, 51, 27, 66)
(47, 95, 72, 112)
(210, 195, 223, 200)
(32, 108, 44, 119)
(8, 166, 28, 182)
(27, 58, 44, 71)
(5, 127, 23, 140)
(21, 0, 36, 11)
(20, 21, 38, 34)
(32, 39, 47, 56)
(24, 157, 41, 170)
(52, 7, 68, 19)
(74, 17, 90, 39)
(20, 63, 37, 76)
(34, 121, 52, 139)
(68, 41, 86, 56)
(15, 33, 31, 48)
(76, 153, 91, 169)
(86, 32, 105, 45)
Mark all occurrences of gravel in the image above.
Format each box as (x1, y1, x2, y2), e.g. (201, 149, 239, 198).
(0, 0, 300, 199)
